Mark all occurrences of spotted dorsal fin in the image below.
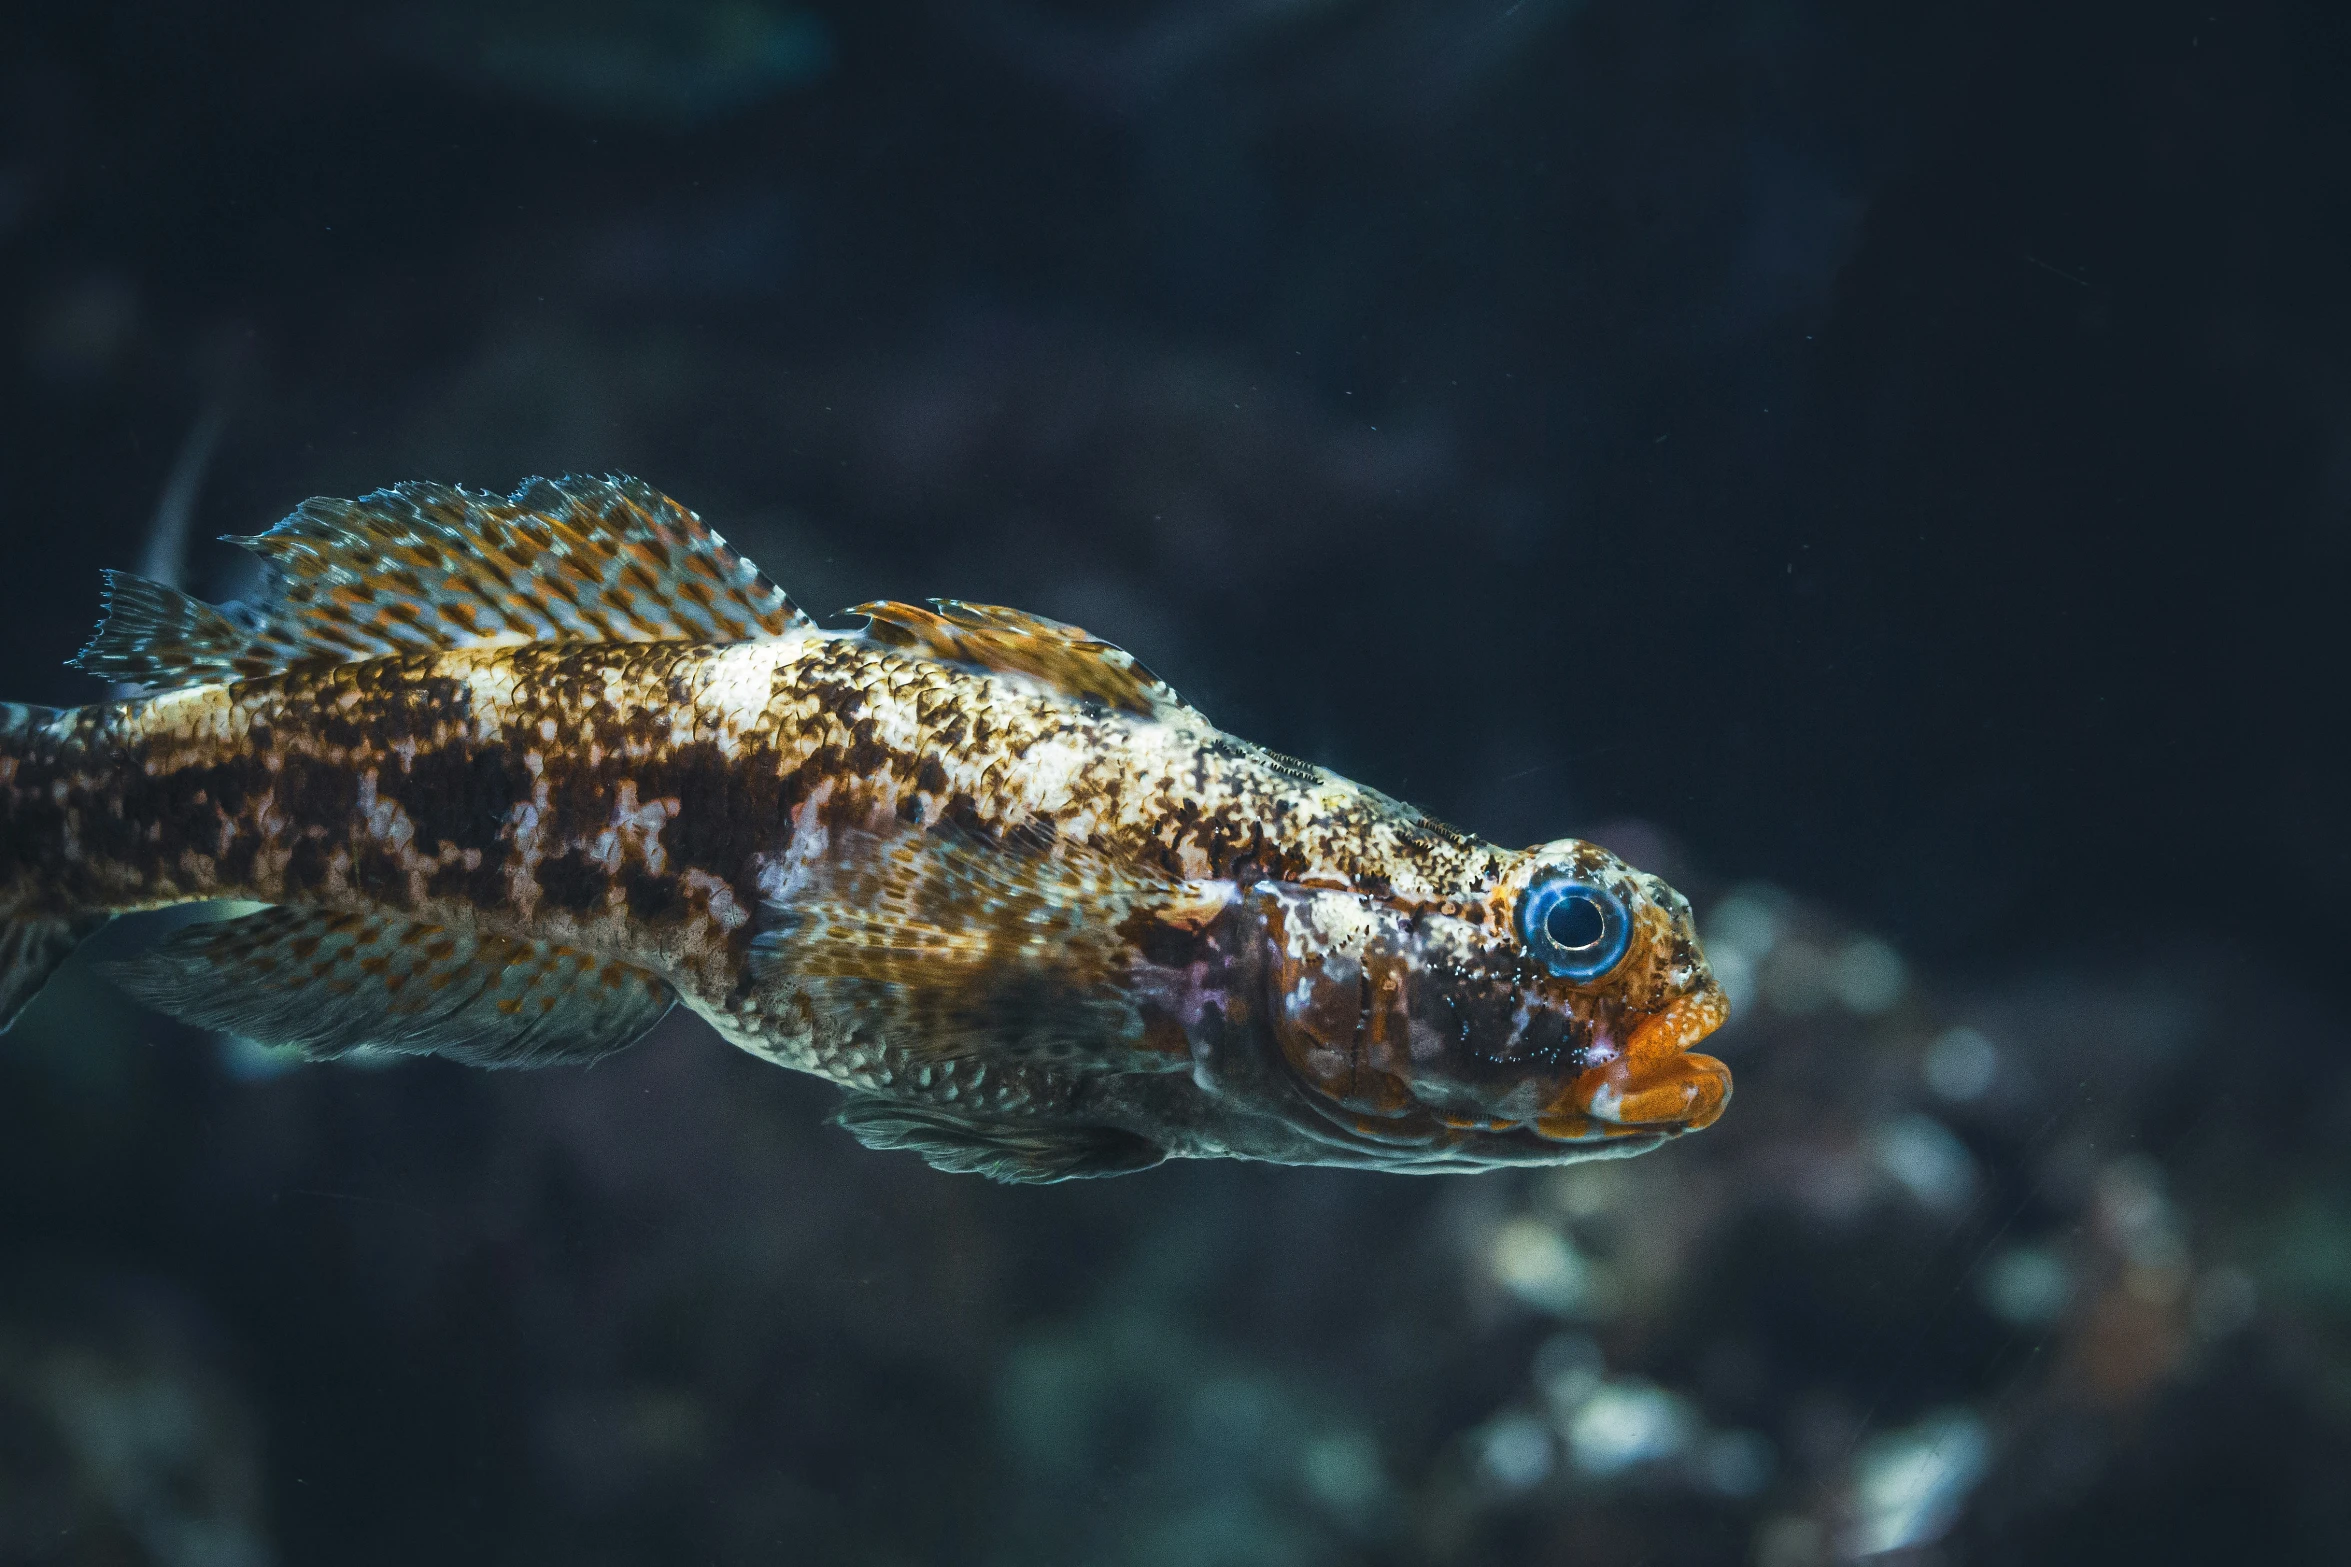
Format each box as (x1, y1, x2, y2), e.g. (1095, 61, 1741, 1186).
(73, 475, 810, 692)
(853, 599, 1184, 717)
(69, 572, 253, 689)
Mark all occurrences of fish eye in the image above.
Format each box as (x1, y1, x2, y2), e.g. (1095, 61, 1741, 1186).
(1516, 876, 1632, 982)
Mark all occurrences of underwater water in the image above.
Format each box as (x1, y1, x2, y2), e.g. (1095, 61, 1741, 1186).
(2, 2, 2347, 1563)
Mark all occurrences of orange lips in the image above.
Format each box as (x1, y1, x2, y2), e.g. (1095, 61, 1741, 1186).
(1533, 988, 1733, 1141)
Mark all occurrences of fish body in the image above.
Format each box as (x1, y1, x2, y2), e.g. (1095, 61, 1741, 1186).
(0, 477, 1730, 1180)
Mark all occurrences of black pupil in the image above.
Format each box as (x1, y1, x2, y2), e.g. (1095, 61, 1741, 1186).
(1544, 892, 1607, 952)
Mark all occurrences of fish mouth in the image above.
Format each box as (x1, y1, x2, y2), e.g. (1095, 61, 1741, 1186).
(1532, 988, 1733, 1143)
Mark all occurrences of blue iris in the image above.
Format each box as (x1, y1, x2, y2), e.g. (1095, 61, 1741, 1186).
(1517, 876, 1631, 982)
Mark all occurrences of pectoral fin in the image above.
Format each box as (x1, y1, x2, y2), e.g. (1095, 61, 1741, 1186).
(102, 906, 674, 1068)
(751, 823, 1228, 1071)
(833, 1092, 1166, 1183)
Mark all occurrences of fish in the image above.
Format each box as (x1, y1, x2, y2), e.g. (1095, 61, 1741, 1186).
(0, 475, 1731, 1181)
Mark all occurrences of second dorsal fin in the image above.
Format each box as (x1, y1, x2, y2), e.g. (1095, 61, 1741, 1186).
(74, 475, 810, 692)
(854, 599, 1184, 717)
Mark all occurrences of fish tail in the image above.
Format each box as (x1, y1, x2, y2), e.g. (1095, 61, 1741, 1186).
(0, 702, 112, 1031)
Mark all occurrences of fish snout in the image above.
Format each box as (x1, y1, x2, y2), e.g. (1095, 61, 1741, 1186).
(1534, 987, 1733, 1142)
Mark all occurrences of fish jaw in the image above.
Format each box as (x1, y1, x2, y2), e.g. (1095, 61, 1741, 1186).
(1534, 987, 1732, 1142)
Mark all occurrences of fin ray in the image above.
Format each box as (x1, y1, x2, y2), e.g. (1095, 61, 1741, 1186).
(70, 571, 254, 688)
(102, 906, 675, 1067)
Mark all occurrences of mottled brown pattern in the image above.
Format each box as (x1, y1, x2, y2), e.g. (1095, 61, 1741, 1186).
(3, 555, 1730, 1176)
(7, 634, 1489, 976)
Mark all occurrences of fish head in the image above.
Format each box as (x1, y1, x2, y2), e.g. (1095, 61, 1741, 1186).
(1252, 838, 1730, 1165)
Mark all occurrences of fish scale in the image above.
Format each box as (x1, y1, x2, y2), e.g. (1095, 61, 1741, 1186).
(0, 475, 1732, 1181)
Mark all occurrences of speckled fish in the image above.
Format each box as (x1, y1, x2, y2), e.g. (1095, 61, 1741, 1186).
(0, 476, 1731, 1180)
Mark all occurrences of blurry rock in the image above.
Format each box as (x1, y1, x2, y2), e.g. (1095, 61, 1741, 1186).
(1838, 1409, 1990, 1558)
(1563, 1380, 1698, 1480)
(0, 1269, 271, 1567)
